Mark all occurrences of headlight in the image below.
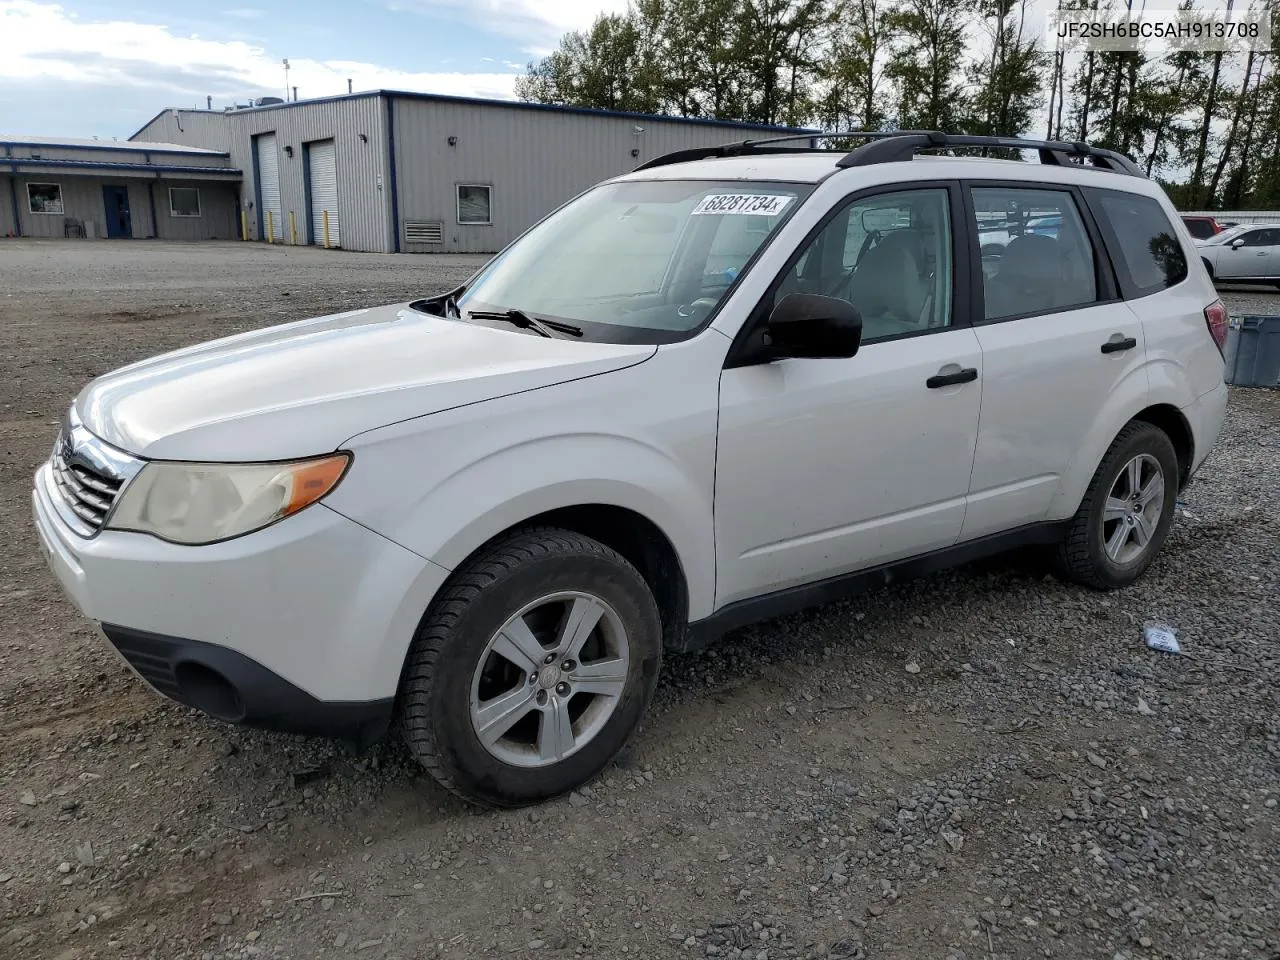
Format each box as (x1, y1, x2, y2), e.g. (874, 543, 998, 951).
(106, 453, 351, 545)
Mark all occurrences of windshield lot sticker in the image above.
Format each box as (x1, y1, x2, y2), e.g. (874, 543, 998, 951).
(691, 194, 794, 216)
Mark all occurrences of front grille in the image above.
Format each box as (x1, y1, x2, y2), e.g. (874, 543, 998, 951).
(52, 451, 124, 531)
(47, 410, 142, 537)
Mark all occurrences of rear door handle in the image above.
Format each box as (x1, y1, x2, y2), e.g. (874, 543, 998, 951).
(926, 366, 978, 389)
(1100, 336, 1138, 354)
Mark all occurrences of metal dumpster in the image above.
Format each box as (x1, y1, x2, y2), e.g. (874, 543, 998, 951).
(1223, 314, 1280, 387)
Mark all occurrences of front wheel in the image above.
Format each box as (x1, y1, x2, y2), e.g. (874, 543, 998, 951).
(1054, 422, 1179, 590)
(399, 527, 662, 807)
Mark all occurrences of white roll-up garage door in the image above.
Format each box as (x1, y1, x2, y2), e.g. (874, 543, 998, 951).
(308, 139, 341, 248)
(255, 134, 283, 241)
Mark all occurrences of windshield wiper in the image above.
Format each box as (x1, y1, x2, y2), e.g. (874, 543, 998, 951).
(466, 308, 583, 338)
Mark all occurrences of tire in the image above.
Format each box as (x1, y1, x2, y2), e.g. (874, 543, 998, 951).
(399, 527, 662, 808)
(1201, 258, 1215, 280)
(1054, 422, 1179, 590)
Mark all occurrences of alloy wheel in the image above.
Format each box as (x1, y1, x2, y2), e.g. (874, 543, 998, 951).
(469, 591, 629, 768)
(1100, 453, 1165, 565)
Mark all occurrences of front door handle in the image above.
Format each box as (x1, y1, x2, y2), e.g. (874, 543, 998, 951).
(926, 366, 978, 389)
(1100, 336, 1138, 354)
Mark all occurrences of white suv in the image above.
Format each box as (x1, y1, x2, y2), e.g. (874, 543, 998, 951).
(33, 132, 1229, 807)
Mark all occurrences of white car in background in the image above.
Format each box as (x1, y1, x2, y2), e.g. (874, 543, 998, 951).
(1195, 223, 1280, 288)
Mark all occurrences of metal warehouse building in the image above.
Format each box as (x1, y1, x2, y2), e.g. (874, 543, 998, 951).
(1, 136, 241, 240)
(129, 90, 806, 254)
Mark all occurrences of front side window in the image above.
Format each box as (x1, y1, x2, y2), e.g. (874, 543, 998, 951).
(1089, 189, 1187, 298)
(169, 187, 201, 218)
(457, 185, 492, 224)
(971, 186, 1099, 321)
(774, 187, 953, 342)
(27, 183, 63, 214)
(454, 179, 811, 340)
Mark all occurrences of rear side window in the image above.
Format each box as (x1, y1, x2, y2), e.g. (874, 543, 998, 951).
(1182, 218, 1215, 240)
(1090, 190, 1187, 298)
(970, 186, 1099, 321)
(1241, 227, 1280, 246)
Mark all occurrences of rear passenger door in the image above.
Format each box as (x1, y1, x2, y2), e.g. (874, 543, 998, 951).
(1254, 228, 1280, 278)
(960, 182, 1148, 541)
(1086, 187, 1222, 403)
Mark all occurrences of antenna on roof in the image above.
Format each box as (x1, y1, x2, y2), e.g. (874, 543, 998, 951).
(347, 78, 353, 94)
(207, 95, 212, 110)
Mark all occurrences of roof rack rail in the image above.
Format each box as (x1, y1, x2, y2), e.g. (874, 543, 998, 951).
(632, 130, 930, 172)
(634, 129, 1145, 178)
(837, 131, 1145, 177)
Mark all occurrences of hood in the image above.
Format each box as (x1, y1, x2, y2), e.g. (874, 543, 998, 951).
(75, 303, 655, 461)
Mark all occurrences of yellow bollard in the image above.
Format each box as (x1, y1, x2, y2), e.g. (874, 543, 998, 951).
(322, 209, 330, 249)
(240, 209, 248, 241)
(266, 210, 275, 244)
(289, 211, 297, 246)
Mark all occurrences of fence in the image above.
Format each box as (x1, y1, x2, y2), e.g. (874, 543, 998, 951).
(1180, 210, 1280, 224)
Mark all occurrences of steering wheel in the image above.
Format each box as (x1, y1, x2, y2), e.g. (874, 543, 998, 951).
(676, 297, 720, 319)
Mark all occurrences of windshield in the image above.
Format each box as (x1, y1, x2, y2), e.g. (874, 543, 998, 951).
(453, 179, 812, 341)
(1201, 224, 1252, 244)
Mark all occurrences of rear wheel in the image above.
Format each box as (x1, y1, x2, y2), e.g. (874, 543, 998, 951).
(399, 527, 662, 807)
(1055, 422, 1179, 590)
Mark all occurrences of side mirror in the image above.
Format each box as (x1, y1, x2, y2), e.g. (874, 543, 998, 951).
(767, 293, 862, 359)
(1231, 237, 1246, 248)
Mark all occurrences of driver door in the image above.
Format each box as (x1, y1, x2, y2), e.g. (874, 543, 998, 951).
(1218, 227, 1278, 279)
(713, 183, 983, 608)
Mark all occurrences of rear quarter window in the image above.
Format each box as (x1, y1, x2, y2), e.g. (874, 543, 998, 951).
(1089, 189, 1188, 299)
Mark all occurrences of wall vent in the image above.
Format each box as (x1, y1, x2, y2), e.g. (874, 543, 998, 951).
(403, 220, 444, 244)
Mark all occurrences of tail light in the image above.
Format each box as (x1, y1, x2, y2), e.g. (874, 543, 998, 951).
(1204, 299, 1229, 355)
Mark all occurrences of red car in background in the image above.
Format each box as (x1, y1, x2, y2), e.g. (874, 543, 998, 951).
(1181, 215, 1227, 240)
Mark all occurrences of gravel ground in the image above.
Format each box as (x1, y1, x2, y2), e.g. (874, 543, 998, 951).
(0, 239, 1277, 960)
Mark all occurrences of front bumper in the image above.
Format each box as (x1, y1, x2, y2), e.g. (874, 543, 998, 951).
(32, 461, 450, 740)
(101, 624, 394, 748)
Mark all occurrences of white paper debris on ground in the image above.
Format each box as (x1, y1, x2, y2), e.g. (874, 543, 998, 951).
(1144, 622, 1181, 655)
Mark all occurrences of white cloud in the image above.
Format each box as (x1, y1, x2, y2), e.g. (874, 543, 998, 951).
(1, 0, 520, 125)
(388, 0, 630, 54)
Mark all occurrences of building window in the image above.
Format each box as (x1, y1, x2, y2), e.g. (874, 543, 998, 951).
(169, 187, 202, 218)
(457, 184, 492, 225)
(27, 183, 64, 215)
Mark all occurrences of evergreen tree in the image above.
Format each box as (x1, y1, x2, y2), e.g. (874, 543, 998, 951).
(883, 0, 974, 130)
